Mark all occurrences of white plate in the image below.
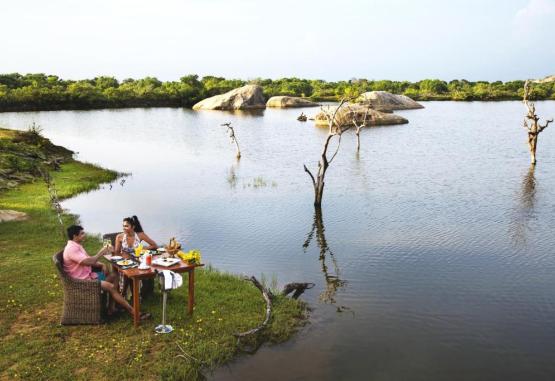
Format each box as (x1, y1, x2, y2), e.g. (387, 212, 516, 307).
(157, 248, 166, 252)
(117, 259, 132, 266)
(138, 264, 150, 270)
(111, 256, 123, 261)
(152, 257, 180, 267)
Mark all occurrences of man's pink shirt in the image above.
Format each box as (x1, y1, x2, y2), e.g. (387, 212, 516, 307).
(63, 240, 98, 280)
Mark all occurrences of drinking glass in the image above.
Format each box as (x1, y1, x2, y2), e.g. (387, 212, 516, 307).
(134, 244, 143, 259)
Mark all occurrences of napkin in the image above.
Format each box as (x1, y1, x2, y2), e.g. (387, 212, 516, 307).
(160, 270, 183, 290)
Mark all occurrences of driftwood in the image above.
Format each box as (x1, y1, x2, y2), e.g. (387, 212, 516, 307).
(234, 276, 314, 347)
(234, 276, 272, 339)
(176, 342, 205, 365)
(282, 282, 315, 299)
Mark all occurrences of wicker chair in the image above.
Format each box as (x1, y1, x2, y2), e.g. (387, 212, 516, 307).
(52, 251, 104, 325)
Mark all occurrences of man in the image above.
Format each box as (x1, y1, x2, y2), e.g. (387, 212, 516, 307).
(63, 224, 149, 320)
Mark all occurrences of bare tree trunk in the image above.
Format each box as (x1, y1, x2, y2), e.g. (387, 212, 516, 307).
(347, 104, 371, 153)
(529, 135, 537, 165)
(523, 80, 553, 165)
(221, 122, 241, 159)
(304, 100, 349, 208)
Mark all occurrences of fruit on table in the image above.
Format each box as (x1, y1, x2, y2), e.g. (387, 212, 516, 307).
(164, 237, 182, 255)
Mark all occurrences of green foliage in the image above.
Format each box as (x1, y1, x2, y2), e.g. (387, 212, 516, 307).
(0, 72, 552, 112)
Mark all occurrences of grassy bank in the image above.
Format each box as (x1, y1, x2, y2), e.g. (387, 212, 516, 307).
(0, 131, 306, 380)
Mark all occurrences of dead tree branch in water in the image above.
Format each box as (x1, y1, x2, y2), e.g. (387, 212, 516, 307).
(221, 122, 241, 159)
(347, 103, 372, 152)
(303, 99, 352, 208)
(522, 78, 554, 165)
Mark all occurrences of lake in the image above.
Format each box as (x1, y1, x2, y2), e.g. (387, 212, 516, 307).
(2, 101, 555, 380)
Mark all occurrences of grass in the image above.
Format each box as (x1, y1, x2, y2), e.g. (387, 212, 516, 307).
(0, 134, 306, 380)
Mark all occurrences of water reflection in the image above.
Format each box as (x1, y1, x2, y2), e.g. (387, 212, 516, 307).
(227, 164, 238, 188)
(510, 165, 537, 247)
(303, 208, 346, 304)
(198, 109, 266, 117)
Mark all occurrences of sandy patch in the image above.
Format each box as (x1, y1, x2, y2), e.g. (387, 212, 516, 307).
(0, 210, 28, 223)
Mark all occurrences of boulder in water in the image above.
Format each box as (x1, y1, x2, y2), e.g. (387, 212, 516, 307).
(266, 96, 319, 108)
(192, 85, 266, 110)
(358, 91, 424, 111)
(314, 103, 408, 127)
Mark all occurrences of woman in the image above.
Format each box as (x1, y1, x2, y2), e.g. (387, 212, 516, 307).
(114, 215, 157, 255)
(114, 215, 157, 299)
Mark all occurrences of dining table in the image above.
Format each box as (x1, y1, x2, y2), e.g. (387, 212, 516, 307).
(105, 253, 204, 327)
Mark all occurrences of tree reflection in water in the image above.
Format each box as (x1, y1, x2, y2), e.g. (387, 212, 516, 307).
(510, 165, 537, 247)
(227, 164, 238, 188)
(303, 208, 346, 304)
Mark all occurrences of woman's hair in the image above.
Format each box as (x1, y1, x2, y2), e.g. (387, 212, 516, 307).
(123, 215, 144, 233)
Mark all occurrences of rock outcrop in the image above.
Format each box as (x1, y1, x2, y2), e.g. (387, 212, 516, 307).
(192, 85, 266, 110)
(533, 75, 555, 84)
(266, 96, 319, 108)
(314, 104, 408, 127)
(358, 91, 424, 111)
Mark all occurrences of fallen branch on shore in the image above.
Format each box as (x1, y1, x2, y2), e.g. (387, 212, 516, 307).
(234, 276, 272, 339)
(234, 277, 314, 348)
(176, 342, 205, 365)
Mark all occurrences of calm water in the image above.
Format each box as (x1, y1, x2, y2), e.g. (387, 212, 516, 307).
(2, 101, 555, 380)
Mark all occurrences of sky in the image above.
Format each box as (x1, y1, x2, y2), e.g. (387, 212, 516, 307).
(1, 0, 554, 82)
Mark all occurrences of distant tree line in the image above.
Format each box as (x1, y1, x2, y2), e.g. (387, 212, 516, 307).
(1, 73, 554, 112)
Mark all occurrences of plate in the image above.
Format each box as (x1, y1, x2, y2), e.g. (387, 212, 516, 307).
(157, 248, 166, 252)
(111, 256, 123, 261)
(117, 259, 132, 266)
(152, 257, 180, 267)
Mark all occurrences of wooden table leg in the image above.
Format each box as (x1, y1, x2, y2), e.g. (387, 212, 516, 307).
(188, 269, 195, 315)
(132, 277, 140, 327)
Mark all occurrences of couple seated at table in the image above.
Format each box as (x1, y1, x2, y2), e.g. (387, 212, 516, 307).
(62, 215, 157, 320)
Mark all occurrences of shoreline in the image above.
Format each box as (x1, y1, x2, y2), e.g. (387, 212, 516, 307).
(0, 128, 306, 380)
(2, 97, 555, 114)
